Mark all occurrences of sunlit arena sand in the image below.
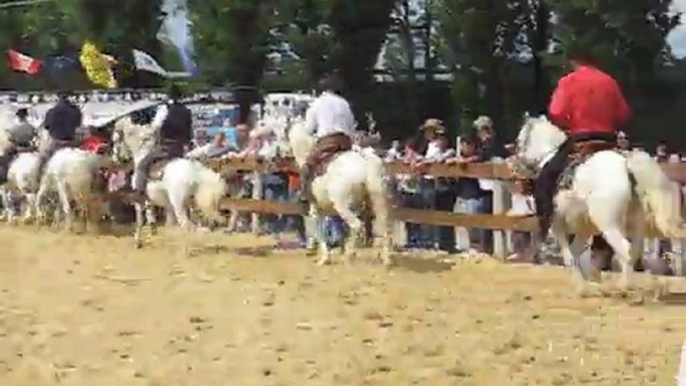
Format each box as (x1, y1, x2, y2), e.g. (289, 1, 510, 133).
(1, 226, 686, 385)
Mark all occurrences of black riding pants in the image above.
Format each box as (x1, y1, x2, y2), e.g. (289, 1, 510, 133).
(533, 131, 616, 255)
(133, 142, 184, 192)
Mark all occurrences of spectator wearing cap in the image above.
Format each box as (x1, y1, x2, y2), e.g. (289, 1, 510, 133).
(415, 118, 458, 251)
(470, 115, 507, 253)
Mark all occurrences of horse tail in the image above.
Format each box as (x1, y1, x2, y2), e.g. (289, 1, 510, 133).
(626, 150, 686, 237)
(364, 153, 393, 262)
(194, 164, 227, 224)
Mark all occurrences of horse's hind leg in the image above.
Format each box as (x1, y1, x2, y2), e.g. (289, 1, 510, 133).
(56, 180, 73, 231)
(0, 189, 14, 223)
(332, 199, 363, 265)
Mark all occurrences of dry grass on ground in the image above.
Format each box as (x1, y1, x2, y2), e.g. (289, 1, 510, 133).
(1, 226, 685, 386)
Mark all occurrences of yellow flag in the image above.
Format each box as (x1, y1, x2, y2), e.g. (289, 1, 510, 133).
(79, 41, 117, 89)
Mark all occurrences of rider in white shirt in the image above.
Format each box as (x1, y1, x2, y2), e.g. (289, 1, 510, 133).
(300, 73, 356, 205)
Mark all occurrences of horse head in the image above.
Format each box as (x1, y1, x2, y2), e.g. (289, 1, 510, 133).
(111, 117, 155, 164)
(287, 120, 315, 167)
(515, 115, 567, 172)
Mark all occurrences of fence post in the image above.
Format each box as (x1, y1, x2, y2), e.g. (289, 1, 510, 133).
(491, 158, 509, 259)
(251, 171, 262, 234)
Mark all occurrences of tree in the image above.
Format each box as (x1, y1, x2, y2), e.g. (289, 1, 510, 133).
(435, 0, 530, 135)
(546, 0, 681, 145)
(77, 0, 164, 87)
(188, 0, 278, 121)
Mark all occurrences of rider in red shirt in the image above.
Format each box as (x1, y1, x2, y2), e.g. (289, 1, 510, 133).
(534, 46, 631, 243)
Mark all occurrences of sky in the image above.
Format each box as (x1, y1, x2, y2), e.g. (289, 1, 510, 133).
(669, 0, 686, 57)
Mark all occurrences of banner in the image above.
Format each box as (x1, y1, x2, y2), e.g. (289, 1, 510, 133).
(7, 49, 42, 75)
(132, 49, 169, 76)
(79, 41, 117, 89)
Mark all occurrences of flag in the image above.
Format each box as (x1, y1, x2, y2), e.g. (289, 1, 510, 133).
(132, 49, 168, 76)
(157, 0, 199, 76)
(79, 41, 117, 89)
(7, 49, 42, 75)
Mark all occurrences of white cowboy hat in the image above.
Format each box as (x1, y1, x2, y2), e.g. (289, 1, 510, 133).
(473, 115, 493, 128)
(420, 118, 445, 133)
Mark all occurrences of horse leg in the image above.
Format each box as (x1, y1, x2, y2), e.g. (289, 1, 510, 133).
(332, 199, 363, 265)
(22, 192, 36, 224)
(145, 202, 158, 236)
(133, 202, 145, 248)
(0, 188, 13, 223)
(552, 220, 597, 294)
(589, 197, 634, 290)
(312, 209, 331, 266)
(55, 180, 73, 232)
(168, 186, 192, 231)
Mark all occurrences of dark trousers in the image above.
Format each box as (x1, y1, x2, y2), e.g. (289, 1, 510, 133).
(0, 147, 18, 184)
(533, 131, 616, 253)
(435, 186, 458, 252)
(37, 138, 69, 182)
(133, 143, 184, 192)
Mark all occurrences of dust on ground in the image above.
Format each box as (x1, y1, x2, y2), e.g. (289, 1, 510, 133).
(1, 226, 685, 386)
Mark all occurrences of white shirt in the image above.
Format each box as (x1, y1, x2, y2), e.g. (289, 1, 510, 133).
(304, 92, 355, 139)
(257, 139, 278, 159)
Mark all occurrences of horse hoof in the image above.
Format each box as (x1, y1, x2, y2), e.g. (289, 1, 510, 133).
(577, 282, 603, 298)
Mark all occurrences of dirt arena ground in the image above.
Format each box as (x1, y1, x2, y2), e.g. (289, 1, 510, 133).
(1, 226, 686, 386)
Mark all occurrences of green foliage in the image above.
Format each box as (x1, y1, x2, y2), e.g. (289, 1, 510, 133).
(188, 0, 277, 87)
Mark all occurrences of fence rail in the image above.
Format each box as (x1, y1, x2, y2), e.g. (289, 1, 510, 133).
(205, 156, 686, 276)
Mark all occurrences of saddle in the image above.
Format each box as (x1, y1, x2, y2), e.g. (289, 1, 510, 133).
(309, 133, 353, 179)
(557, 140, 617, 189)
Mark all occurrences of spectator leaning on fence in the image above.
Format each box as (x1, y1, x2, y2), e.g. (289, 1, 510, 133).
(415, 118, 457, 251)
(448, 136, 488, 252)
(186, 132, 235, 160)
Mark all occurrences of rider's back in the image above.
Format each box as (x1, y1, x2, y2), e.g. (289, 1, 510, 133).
(8, 121, 35, 146)
(308, 92, 355, 138)
(44, 100, 81, 141)
(550, 66, 629, 135)
(160, 102, 192, 144)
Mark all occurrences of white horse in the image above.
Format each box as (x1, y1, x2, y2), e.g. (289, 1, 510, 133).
(33, 130, 109, 231)
(515, 116, 686, 293)
(111, 117, 227, 247)
(0, 128, 40, 223)
(288, 121, 392, 266)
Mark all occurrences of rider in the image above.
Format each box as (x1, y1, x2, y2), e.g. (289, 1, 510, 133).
(0, 108, 37, 184)
(535, 45, 631, 244)
(132, 83, 193, 200)
(299, 72, 356, 206)
(36, 90, 82, 185)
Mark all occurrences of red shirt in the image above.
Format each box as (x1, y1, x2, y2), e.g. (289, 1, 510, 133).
(548, 65, 630, 135)
(81, 135, 104, 154)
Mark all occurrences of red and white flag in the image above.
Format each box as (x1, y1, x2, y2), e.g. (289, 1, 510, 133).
(7, 49, 42, 75)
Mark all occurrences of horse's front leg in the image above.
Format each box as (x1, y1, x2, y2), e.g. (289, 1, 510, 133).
(134, 202, 145, 248)
(552, 220, 594, 295)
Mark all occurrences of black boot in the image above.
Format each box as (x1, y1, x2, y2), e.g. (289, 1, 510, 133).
(298, 165, 311, 211)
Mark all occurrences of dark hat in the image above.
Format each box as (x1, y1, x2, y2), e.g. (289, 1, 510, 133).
(167, 83, 184, 100)
(420, 118, 445, 134)
(317, 72, 343, 94)
(15, 108, 29, 119)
